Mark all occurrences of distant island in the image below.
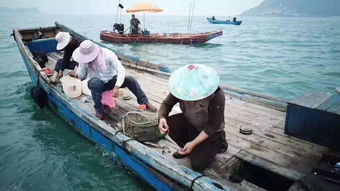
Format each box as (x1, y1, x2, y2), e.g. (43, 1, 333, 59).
(0, 7, 40, 14)
(241, 0, 340, 17)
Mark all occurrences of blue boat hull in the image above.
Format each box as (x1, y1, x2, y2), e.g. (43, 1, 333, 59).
(207, 18, 242, 25)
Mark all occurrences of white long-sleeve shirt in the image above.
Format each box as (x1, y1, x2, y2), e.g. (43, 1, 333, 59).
(76, 47, 126, 87)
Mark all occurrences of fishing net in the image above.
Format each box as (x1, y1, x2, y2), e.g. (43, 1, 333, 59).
(121, 111, 164, 142)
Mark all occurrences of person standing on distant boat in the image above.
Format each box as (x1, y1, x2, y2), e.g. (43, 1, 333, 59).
(69, 40, 157, 119)
(158, 64, 228, 172)
(130, 14, 141, 34)
(212, 16, 216, 20)
(51, 32, 82, 82)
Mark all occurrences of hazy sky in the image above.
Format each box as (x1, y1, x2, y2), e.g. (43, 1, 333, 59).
(0, 0, 263, 16)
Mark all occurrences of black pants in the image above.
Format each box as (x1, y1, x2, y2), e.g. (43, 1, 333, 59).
(167, 113, 227, 172)
(54, 59, 77, 72)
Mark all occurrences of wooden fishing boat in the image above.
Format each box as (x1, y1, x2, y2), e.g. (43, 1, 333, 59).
(100, 30, 223, 44)
(207, 18, 242, 25)
(13, 22, 340, 191)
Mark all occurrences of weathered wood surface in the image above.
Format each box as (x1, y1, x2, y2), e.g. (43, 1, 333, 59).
(125, 67, 328, 179)
(47, 51, 329, 186)
(46, 53, 235, 190)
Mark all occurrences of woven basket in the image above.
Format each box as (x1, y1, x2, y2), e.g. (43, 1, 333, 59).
(121, 111, 163, 142)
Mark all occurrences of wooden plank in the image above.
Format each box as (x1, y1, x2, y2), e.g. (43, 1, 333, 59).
(135, 73, 314, 173)
(267, 125, 328, 151)
(225, 123, 323, 174)
(224, 117, 323, 173)
(224, 97, 285, 122)
(226, 114, 326, 157)
(236, 150, 303, 181)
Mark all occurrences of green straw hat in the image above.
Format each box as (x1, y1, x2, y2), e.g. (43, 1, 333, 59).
(169, 64, 220, 101)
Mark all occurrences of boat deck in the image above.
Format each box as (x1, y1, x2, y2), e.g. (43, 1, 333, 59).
(46, 52, 328, 190)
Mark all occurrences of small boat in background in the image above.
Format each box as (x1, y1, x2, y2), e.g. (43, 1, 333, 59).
(207, 17, 242, 25)
(100, 30, 223, 44)
(101, 2, 222, 45)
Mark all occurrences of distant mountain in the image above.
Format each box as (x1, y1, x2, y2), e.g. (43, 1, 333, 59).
(241, 0, 340, 17)
(0, 7, 40, 14)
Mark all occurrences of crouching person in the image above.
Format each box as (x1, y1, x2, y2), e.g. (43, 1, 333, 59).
(158, 64, 228, 172)
(51, 32, 82, 82)
(69, 40, 157, 119)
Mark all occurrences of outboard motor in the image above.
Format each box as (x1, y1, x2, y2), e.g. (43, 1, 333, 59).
(113, 23, 124, 34)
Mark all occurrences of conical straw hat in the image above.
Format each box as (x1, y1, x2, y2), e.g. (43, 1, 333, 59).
(169, 64, 219, 101)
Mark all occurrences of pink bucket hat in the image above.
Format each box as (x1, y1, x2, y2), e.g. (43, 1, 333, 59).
(56, 32, 71, 50)
(72, 40, 100, 63)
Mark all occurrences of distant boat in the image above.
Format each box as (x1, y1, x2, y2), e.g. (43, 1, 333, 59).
(207, 17, 242, 25)
(100, 30, 223, 44)
(101, 2, 223, 45)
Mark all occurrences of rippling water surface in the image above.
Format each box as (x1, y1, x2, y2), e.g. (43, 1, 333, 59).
(0, 13, 339, 190)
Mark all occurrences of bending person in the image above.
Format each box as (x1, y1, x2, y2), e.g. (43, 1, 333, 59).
(69, 40, 157, 119)
(158, 64, 228, 172)
(51, 32, 82, 82)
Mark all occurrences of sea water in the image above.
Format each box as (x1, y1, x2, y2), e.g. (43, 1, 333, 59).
(0, 13, 339, 190)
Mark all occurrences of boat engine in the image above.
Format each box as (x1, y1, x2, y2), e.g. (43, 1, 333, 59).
(113, 23, 124, 34)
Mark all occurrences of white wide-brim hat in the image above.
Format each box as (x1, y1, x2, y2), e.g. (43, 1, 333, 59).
(56, 32, 71, 50)
(72, 40, 100, 63)
(169, 64, 220, 101)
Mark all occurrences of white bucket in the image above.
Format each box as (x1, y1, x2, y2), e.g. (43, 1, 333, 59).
(81, 79, 91, 96)
(60, 76, 82, 98)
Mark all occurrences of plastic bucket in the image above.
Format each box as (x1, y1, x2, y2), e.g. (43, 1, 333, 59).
(60, 76, 82, 98)
(81, 79, 91, 96)
(101, 90, 115, 109)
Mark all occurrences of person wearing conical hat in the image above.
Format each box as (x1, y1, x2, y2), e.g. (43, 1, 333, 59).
(158, 64, 228, 172)
(50, 32, 82, 82)
(69, 40, 157, 119)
